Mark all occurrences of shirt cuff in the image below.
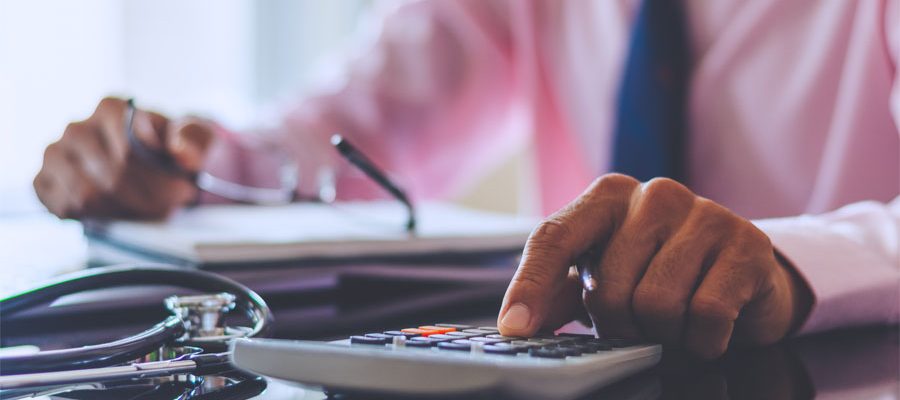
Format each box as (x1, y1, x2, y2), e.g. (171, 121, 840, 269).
(754, 215, 900, 335)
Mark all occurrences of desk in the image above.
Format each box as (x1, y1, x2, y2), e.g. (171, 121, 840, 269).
(3, 215, 898, 399)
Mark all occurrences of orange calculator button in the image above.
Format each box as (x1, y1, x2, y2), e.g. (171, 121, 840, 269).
(418, 326, 456, 334)
(401, 328, 441, 336)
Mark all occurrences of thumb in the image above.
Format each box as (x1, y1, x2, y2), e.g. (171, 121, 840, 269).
(166, 118, 216, 172)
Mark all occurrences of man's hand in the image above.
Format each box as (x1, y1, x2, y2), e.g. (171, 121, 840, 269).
(497, 174, 812, 359)
(34, 97, 215, 220)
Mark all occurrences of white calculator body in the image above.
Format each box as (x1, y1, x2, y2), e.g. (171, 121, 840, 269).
(231, 324, 662, 399)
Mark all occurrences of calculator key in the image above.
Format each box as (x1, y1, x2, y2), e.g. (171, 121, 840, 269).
(470, 337, 504, 344)
(483, 344, 520, 355)
(487, 343, 529, 353)
(426, 334, 457, 341)
(402, 328, 442, 336)
(525, 338, 556, 346)
(476, 327, 500, 333)
(529, 348, 566, 359)
(553, 346, 583, 357)
(350, 335, 389, 345)
(533, 335, 572, 344)
(408, 337, 444, 346)
(437, 341, 471, 351)
(567, 336, 598, 345)
(404, 339, 436, 348)
(510, 341, 541, 348)
(434, 323, 475, 330)
(446, 331, 481, 338)
(462, 329, 496, 335)
(383, 330, 420, 338)
(364, 333, 395, 340)
(418, 326, 457, 334)
(569, 343, 603, 353)
(486, 334, 522, 341)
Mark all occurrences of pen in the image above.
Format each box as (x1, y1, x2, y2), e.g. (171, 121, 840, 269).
(124, 98, 198, 180)
(331, 134, 416, 233)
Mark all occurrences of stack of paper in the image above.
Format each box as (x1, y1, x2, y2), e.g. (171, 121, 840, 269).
(86, 201, 538, 265)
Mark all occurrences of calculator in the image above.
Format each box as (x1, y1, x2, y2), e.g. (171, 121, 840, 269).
(231, 323, 662, 399)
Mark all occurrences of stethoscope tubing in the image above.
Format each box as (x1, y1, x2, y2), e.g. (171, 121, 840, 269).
(0, 264, 272, 377)
(0, 351, 230, 390)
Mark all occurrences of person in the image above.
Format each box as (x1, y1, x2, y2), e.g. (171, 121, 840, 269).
(33, 0, 898, 359)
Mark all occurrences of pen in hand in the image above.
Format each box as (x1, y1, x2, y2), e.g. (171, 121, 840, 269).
(124, 98, 198, 181)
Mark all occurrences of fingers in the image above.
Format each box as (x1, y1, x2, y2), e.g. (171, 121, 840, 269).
(63, 122, 119, 191)
(498, 174, 640, 336)
(683, 252, 759, 359)
(166, 118, 215, 172)
(630, 200, 732, 344)
(34, 143, 72, 217)
(92, 97, 164, 155)
(39, 144, 102, 219)
(540, 268, 591, 331)
(499, 172, 797, 359)
(585, 178, 695, 339)
(32, 96, 198, 220)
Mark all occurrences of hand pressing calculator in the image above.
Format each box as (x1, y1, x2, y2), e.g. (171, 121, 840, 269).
(231, 323, 661, 399)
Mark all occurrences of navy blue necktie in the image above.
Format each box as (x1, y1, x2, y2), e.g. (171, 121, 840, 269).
(611, 0, 690, 182)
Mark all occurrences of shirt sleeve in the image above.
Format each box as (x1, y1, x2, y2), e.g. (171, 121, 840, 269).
(202, 0, 523, 202)
(753, 197, 900, 334)
(750, 0, 900, 335)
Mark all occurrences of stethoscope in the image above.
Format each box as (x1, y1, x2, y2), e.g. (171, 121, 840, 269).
(0, 264, 273, 393)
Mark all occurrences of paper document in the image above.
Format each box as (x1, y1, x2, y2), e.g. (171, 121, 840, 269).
(86, 201, 538, 264)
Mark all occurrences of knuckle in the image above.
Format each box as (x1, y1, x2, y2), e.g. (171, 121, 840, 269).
(96, 96, 124, 112)
(591, 173, 641, 195)
(33, 173, 52, 199)
(689, 294, 738, 322)
(723, 227, 774, 267)
(633, 179, 695, 235)
(529, 218, 571, 246)
(591, 284, 632, 312)
(92, 97, 126, 123)
(632, 284, 685, 320)
(692, 198, 738, 230)
(511, 266, 555, 293)
(177, 120, 209, 136)
(740, 225, 772, 249)
(642, 177, 687, 199)
(43, 142, 61, 159)
(738, 257, 771, 286)
(62, 121, 91, 141)
(641, 178, 693, 210)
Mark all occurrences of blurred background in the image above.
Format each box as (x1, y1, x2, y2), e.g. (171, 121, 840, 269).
(0, 0, 530, 215)
(0, 0, 528, 292)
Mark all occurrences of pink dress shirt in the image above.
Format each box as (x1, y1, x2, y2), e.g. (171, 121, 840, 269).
(207, 0, 900, 335)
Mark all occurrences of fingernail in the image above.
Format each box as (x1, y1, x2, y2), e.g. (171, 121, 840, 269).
(500, 303, 532, 331)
